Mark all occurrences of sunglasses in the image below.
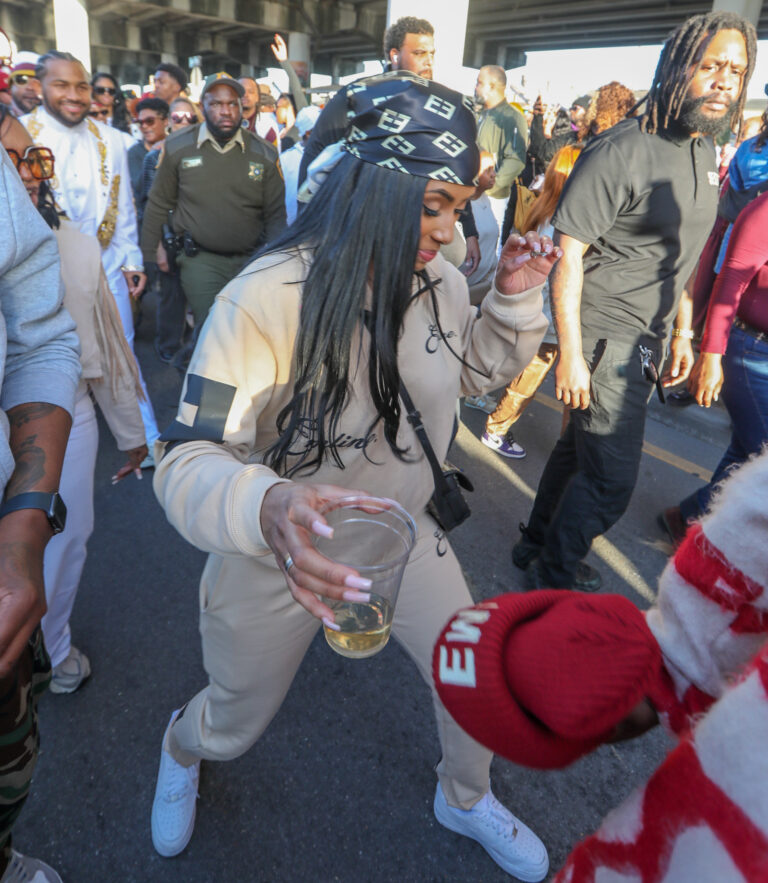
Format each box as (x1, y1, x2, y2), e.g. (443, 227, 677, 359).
(93, 85, 117, 96)
(10, 73, 38, 87)
(170, 111, 195, 124)
(5, 145, 55, 180)
(89, 108, 109, 118)
(138, 115, 162, 127)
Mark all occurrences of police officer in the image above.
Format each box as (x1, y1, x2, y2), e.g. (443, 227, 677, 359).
(140, 72, 286, 327)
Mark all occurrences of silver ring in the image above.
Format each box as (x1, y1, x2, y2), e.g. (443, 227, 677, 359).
(283, 553, 294, 572)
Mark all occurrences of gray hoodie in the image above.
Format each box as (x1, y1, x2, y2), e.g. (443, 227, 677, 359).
(0, 150, 81, 494)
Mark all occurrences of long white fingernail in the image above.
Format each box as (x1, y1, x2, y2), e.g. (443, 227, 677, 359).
(344, 575, 372, 590)
(322, 616, 340, 631)
(312, 520, 334, 538)
(343, 590, 371, 603)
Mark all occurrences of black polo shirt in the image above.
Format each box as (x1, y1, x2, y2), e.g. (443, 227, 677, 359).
(552, 118, 719, 342)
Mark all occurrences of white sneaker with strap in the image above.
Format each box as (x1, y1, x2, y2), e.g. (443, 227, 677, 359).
(434, 783, 549, 882)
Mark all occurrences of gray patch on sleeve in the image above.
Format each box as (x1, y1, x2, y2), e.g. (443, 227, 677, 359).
(160, 374, 237, 443)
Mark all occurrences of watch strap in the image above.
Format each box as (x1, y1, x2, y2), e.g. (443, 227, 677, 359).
(0, 492, 67, 533)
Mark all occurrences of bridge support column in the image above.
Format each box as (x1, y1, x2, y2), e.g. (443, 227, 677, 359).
(52, 0, 91, 70)
(288, 31, 311, 86)
(712, 0, 763, 25)
(386, 0, 470, 91)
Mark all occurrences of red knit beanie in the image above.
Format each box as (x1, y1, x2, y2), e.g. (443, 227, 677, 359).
(433, 591, 664, 769)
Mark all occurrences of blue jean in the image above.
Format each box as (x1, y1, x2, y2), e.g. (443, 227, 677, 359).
(680, 324, 768, 521)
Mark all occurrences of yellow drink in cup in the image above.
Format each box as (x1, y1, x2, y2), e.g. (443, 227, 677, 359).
(314, 497, 416, 659)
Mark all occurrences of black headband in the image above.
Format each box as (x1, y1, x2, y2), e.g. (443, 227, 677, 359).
(341, 72, 480, 186)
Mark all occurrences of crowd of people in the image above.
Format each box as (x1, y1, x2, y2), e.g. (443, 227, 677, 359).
(0, 9, 767, 882)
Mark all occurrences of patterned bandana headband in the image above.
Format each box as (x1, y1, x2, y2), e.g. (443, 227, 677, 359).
(300, 72, 480, 204)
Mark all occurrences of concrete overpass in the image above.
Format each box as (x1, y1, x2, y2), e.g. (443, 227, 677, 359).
(2, 0, 766, 88)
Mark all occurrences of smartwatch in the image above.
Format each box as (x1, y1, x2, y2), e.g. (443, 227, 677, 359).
(0, 492, 67, 534)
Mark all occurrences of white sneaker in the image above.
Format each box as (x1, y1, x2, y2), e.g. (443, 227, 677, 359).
(151, 711, 200, 857)
(0, 851, 62, 882)
(481, 431, 527, 459)
(434, 783, 549, 882)
(464, 394, 498, 414)
(49, 646, 91, 694)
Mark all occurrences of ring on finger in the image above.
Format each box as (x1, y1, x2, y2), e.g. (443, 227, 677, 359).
(283, 553, 295, 573)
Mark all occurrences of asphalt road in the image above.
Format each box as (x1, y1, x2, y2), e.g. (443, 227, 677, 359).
(15, 292, 731, 882)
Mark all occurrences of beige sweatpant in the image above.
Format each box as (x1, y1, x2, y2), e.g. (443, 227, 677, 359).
(166, 512, 492, 810)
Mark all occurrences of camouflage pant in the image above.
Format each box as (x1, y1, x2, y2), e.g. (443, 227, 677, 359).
(0, 628, 50, 874)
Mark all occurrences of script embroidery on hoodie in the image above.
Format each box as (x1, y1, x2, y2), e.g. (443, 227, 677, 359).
(426, 324, 457, 354)
(285, 417, 379, 462)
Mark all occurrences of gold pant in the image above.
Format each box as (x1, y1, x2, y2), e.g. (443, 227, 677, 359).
(486, 342, 559, 437)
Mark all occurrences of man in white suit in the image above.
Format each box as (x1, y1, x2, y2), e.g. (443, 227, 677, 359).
(22, 51, 159, 453)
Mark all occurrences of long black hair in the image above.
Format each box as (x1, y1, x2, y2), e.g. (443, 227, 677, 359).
(36, 180, 61, 229)
(91, 72, 132, 134)
(252, 154, 426, 478)
(756, 105, 768, 149)
(640, 12, 756, 136)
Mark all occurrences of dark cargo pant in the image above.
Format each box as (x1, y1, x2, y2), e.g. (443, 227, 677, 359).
(523, 336, 663, 588)
(0, 628, 50, 874)
(176, 250, 248, 328)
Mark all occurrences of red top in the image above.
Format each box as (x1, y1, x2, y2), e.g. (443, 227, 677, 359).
(701, 189, 768, 354)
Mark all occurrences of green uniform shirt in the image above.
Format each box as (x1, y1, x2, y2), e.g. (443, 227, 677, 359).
(477, 102, 528, 200)
(140, 122, 286, 263)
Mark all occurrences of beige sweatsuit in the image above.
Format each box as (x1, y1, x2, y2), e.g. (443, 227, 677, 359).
(154, 248, 547, 809)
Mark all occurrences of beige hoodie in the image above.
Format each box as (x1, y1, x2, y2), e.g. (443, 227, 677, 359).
(154, 249, 547, 558)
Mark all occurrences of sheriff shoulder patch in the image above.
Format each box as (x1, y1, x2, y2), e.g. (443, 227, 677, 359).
(249, 161, 264, 181)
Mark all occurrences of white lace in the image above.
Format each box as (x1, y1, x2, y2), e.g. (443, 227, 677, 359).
(162, 758, 197, 803)
(474, 793, 519, 841)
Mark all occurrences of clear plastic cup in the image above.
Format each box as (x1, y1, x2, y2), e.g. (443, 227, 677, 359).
(314, 497, 416, 659)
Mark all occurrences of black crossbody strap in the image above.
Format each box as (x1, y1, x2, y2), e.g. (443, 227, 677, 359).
(363, 309, 450, 495)
(397, 377, 451, 493)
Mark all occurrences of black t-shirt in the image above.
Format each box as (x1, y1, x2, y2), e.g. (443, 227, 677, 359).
(552, 118, 719, 342)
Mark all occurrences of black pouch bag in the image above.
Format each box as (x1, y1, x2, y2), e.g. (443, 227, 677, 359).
(399, 380, 473, 533)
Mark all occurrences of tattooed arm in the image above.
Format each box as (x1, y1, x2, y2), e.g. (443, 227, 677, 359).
(0, 402, 72, 677)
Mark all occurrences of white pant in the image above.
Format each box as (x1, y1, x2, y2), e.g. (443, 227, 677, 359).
(109, 270, 160, 446)
(488, 196, 509, 259)
(42, 392, 98, 667)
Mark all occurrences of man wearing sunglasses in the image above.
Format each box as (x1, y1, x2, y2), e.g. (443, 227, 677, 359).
(128, 97, 169, 204)
(21, 50, 161, 459)
(9, 58, 41, 118)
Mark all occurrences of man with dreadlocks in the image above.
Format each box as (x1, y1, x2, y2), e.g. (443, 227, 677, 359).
(513, 12, 756, 593)
(149, 72, 553, 881)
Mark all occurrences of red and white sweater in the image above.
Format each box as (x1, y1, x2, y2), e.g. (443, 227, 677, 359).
(557, 450, 768, 882)
(555, 642, 768, 883)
